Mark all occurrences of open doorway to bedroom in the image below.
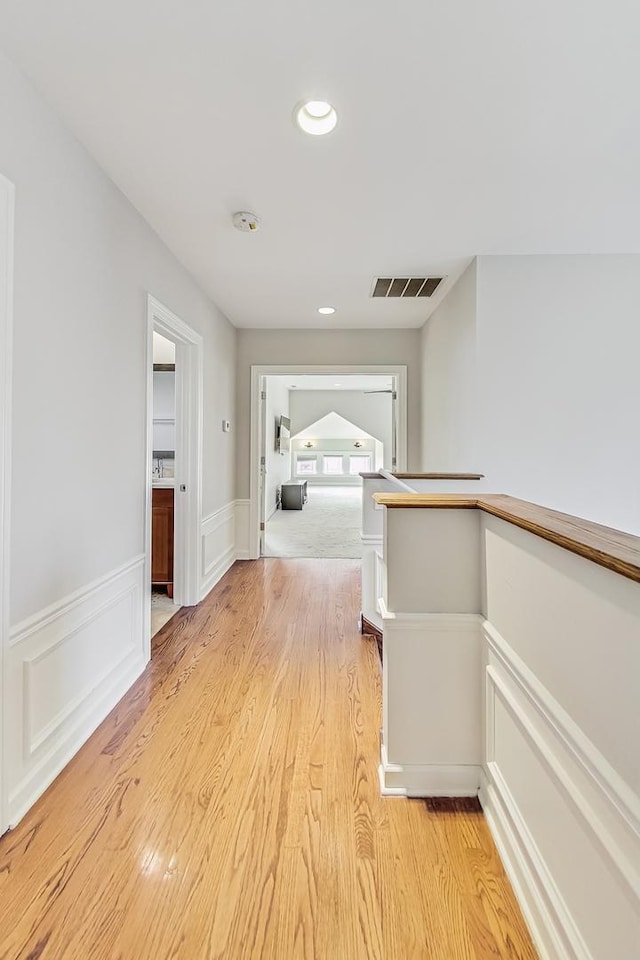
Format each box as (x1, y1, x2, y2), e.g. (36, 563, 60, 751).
(258, 373, 394, 559)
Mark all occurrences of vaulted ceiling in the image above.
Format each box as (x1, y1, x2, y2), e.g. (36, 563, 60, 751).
(1, 0, 639, 328)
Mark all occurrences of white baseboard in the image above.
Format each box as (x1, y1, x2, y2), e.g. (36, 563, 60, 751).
(379, 743, 480, 797)
(6, 555, 146, 828)
(479, 768, 583, 960)
(200, 545, 236, 600)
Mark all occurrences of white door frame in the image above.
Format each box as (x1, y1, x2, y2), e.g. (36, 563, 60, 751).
(249, 364, 407, 560)
(258, 374, 269, 556)
(145, 296, 203, 655)
(0, 174, 15, 836)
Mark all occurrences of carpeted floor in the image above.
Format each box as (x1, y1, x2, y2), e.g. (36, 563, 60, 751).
(263, 484, 362, 558)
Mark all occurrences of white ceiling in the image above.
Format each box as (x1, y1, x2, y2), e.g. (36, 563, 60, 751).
(2, 1, 639, 329)
(270, 374, 391, 391)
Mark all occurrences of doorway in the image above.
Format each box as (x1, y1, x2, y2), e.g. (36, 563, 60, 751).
(0, 174, 14, 836)
(145, 296, 203, 657)
(250, 365, 407, 560)
(150, 332, 181, 636)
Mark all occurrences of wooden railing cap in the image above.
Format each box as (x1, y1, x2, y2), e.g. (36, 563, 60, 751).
(372, 492, 640, 584)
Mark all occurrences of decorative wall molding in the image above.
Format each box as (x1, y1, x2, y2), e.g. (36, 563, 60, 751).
(360, 533, 383, 545)
(379, 602, 482, 631)
(9, 555, 145, 647)
(6, 556, 146, 827)
(234, 498, 251, 561)
(379, 606, 483, 794)
(479, 769, 584, 960)
(360, 538, 384, 633)
(379, 743, 480, 797)
(483, 621, 640, 838)
(482, 620, 640, 960)
(200, 502, 236, 601)
(24, 584, 139, 757)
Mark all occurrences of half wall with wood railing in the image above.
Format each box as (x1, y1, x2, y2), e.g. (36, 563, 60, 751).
(372, 490, 640, 960)
(359, 472, 487, 634)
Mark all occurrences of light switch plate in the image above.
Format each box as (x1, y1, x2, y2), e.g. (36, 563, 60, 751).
(222, 419, 231, 432)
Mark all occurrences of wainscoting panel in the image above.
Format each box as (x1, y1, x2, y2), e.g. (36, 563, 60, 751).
(379, 606, 483, 796)
(234, 499, 251, 561)
(200, 502, 236, 600)
(360, 536, 383, 632)
(481, 622, 640, 960)
(6, 555, 147, 827)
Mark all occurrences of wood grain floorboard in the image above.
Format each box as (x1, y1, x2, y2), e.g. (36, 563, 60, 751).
(0, 558, 537, 960)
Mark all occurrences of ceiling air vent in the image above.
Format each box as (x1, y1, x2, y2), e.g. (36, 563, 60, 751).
(372, 277, 444, 298)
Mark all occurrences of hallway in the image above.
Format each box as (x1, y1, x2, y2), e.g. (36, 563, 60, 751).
(0, 559, 536, 960)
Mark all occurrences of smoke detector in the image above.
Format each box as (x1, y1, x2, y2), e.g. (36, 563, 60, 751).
(232, 211, 260, 232)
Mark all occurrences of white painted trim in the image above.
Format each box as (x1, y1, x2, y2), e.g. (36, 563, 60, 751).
(9, 653, 145, 829)
(360, 533, 383, 545)
(484, 627, 640, 903)
(200, 502, 236, 601)
(483, 620, 640, 836)
(0, 173, 14, 835)
(7, 556, 146, 828)
(146, 296, 204, 650)
(378, 599, 483, 631)
(248, 364, 408, 559)
(379, 743, 480, 797)
(8, 555, 145, 646)
(479, 768, 585, 960)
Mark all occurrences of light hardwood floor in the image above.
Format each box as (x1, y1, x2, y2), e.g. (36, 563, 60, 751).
(0, 559, 538, 960)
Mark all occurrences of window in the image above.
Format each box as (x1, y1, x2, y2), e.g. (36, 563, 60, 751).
(323, 456, 344, 475)
(295, 456, 317, 475)
(349, 454, 372, 474)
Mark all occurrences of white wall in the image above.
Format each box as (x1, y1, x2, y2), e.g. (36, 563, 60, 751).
(420, 254, 640, 534)
(0, 52, 236, 826)
(477, 255, 640, 534)
(1, 52, 237, 622)
(420, 259, 478, 471)
(264, 377, 290, 518)
(235, 328, 421, 497)
(290, 390, 391, 466)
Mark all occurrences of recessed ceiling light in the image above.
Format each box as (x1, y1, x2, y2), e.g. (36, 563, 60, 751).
(318, 306, 336, 315)
(295, 100, 338, 136)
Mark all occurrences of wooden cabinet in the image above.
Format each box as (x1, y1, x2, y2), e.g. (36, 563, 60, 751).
(152, 487, 174, 597)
